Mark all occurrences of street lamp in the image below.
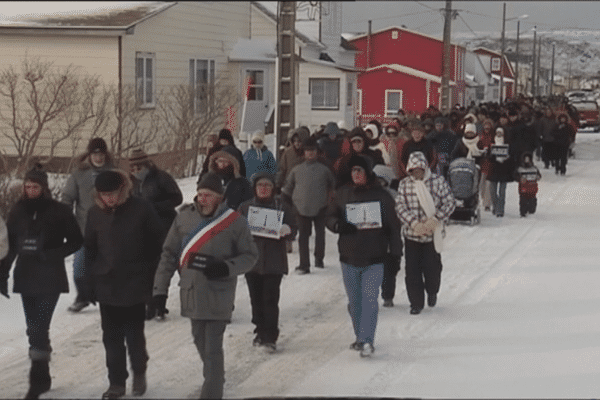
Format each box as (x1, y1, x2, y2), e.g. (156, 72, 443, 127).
(500, 4, 528, 103)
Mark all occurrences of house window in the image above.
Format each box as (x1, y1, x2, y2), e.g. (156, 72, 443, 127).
(136, 52, 155, 107)
(476, 85, 484, 100)
(385, 90, 403, 116)
(356, 89, 363, 115)
(392, 31, 399, 39)
(190, 59, 215, 114)
(492, 87, 499, 100)
(310, 78, 340, 110)
(491, 57, 501, 72)
(347, 81, 353, 106)
(245, 70, 264, 101)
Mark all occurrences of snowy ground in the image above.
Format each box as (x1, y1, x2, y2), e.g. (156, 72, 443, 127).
(2, 133, 600, 398)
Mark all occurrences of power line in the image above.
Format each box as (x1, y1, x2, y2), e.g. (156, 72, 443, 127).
(352, 9, 437, 24)
(457, 14, 479, 38)
(414, 15, 444, 32)
(413, 1, 436, 11)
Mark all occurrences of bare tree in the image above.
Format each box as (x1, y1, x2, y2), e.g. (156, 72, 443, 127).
(0, 57, 107, 173)
(157, 76, 239, 177)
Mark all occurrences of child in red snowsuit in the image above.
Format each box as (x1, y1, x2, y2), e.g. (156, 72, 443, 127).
(515, 152, 542, 217)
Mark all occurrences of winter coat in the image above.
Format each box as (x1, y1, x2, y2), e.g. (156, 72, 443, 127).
(205, 147, 253, 211)
(0, 195, 83, 295)
(153, 201, 259, 321)
(507, 121, 536, 163)
(537, 116, 557, 144)
(61, 157, 115, 231)
(333, 137, 385, 189)
(281, 159, 335, 217)
(487, 147, 515, 183)
(216, 130, 247, 178)
(516, 163, 541, 198)
(553, 121, 574, 148)
(243, 145, 278, 183)
(317, 134, 345, 165)
(131, 165, 183, 231)
(83, 172, 165, 307)
(276, 128, 311, 188)
(450, 137, 488, 165)
(238, 195, 297, 275)
(396, 164, 456, 243)
(326, 181, 403, 267)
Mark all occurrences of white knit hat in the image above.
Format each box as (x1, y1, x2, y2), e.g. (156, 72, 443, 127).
(364, 124, 379, 139)
(252, 130, 265, 143)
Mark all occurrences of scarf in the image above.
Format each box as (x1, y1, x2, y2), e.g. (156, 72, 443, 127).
(413, 169, 444, 253)
(462, 136, 484, 159)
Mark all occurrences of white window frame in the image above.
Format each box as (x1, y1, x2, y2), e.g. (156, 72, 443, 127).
(346, 81, 353, 107)
(245, 69, 264, 101)
(136, 52, 156, 108)
(190, 58, 216, 115)
(491, 57, 501, 72)
(384, 89, 403, 117)
(309, 78, 340, 110)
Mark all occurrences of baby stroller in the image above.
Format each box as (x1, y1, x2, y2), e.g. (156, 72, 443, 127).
(447, 157, 481, 225)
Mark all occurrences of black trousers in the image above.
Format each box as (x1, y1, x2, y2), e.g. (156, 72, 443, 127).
(404, 240, 442, 309)
(381, 255, 401, 301)
(21, 293, 60, 354)
(297, 208, 326, 270)
(245, 272, 283, 344)
(519, 196, 537, 216)
(100, 303, 148, 386)
(555, 145, 569, 174)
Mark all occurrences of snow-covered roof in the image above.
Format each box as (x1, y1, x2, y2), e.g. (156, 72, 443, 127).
(366, 64, 456, 85)
(228, 38, 277, 63)
(346, 25, 465, 49)
(491, 73, 515, 83)
(0, 2, 173, 28)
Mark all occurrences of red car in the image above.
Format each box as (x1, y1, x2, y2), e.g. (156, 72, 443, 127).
(571, 101, 600, 131)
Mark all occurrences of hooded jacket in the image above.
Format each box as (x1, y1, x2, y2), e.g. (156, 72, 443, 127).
(238, 173, 298, 275)
(1, 190, 83, 295)
(83, 170, 165, 306)
(217, 129, 247, 177)
(276, 126, 311, 188)
(243, 133, 277, 183)
(153, 199, 259, 321)
(326, 155, 403, 267)
(205, 146, 253, 211)
(396, 152, 456, 243)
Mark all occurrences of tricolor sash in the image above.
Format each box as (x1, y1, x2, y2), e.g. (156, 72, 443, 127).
(179, 208, 238, 269)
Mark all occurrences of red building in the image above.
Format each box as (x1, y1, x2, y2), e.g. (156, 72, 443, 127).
(348, 26, 466, 120)
(472, 47, 515, 101)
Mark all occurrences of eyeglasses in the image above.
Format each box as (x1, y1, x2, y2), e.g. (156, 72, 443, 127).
(253, 140, 263, 144)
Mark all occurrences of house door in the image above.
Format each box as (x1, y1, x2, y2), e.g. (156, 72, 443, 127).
(241, 64, 271, 138)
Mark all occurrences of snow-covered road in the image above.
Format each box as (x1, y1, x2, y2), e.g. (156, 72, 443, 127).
(2, 134, 600, 398)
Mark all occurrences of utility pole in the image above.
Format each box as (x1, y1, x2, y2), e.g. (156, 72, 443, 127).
(535, 36, 542, 95)
(515, 20, 520, 96)
(531, 26, 536, 97)
(550, 43, 555, 96)
(440, 0, 452, 113)
(500, 2, 506, 104)
(276, 1, 296, 157)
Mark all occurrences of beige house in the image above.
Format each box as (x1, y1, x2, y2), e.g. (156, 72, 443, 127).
(0, 2, 251, 168)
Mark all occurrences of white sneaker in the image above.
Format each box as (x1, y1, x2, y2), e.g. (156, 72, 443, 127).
(360, 343, 374, 357)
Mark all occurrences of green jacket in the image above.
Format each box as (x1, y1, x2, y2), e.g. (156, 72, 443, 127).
(153, 201, 258, 321)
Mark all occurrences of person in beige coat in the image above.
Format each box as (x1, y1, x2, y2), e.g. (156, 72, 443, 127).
(152, 172, 258, 399)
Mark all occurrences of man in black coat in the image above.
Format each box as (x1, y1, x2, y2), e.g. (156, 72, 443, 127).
(82, 170, 164, 399)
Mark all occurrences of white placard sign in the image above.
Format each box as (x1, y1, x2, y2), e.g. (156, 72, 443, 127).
(345, 201, 382, 230)
(247, 206, 284, 239)
(490, 144, 509, 157)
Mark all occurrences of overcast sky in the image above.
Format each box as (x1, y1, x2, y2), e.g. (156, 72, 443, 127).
(341, 1, 600, 39)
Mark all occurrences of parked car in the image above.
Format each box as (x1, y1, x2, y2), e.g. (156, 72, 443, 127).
(570, 101, 600, 131)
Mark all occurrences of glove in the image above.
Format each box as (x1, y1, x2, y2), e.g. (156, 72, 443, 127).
(412, 222, 429, 236)
(147, 295, 168, 320)
(422, 218, 439, 234)
(336, 221, 358, 235)
(279, 224, 292, 237)
(1, 280, 9, 299)
(203, 260, 229, 280)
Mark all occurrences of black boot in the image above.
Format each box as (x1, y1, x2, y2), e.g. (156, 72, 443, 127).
(24, 360, 51, 399)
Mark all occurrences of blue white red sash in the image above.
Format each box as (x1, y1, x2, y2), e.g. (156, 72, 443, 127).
(179, 208, 238, 268)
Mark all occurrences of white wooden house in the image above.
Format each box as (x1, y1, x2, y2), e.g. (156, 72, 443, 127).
(0, 2, 251, 163)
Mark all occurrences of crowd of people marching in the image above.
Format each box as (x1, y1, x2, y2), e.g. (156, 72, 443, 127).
(0, 94, 579, 399)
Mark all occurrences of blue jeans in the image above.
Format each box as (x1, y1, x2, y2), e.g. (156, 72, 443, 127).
(341, 262, 383, 346)
(490, 181, 507, 216)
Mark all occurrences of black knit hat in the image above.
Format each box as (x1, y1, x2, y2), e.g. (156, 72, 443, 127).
(302, 136, 318, 151)
(348, 154, 374, 177)
(87, 137, 108, 154)
(95, 170, 124, 192)
(218, 129, 234, 145)
(252, 172, 276, 190)
(197, 172, 224, 195)
(24, 163, 49, 189)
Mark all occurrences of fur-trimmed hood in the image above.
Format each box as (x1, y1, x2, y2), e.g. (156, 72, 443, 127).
(74, 152, 115, 172)
(92, 169, 133, 211)
(208, 146, 242, 178)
